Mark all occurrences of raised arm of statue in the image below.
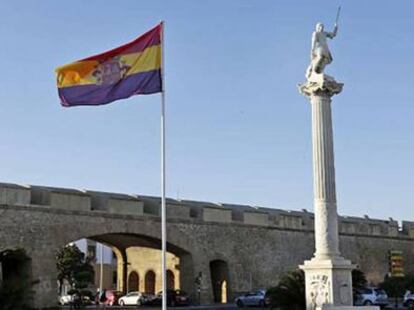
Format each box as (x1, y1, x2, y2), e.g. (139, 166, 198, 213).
(326, 24, 338, 39)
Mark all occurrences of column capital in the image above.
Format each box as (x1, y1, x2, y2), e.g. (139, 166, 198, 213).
(298, 74, 343, 98)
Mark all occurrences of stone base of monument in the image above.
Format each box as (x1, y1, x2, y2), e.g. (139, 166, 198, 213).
(300, 256, 371, 310)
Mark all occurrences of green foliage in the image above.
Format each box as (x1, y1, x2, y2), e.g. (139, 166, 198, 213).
(379, 276, 406, 298)
(266, 269, 305, 310)
(0, 248, 36, 310)
(352, 269, 367, 290)
(379, 274, 414, 298)
(56, 244, 95, 292)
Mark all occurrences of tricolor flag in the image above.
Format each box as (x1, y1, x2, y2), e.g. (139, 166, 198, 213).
(55, 24, 162, 107)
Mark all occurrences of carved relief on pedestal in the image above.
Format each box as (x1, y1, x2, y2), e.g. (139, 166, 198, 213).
(309, 274, 330, 310)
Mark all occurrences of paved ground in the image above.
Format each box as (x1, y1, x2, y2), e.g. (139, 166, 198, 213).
(61, 303, 410, 309)
(62, 304, 237, 310)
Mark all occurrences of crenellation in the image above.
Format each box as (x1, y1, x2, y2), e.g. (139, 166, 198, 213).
(0, 183, 409, 237)
(259, 208, 305, 229)
(402, 221, 414, 237)
(202, 206, 232, 223)
(30, 186, 51, 206)
(338, 216, 402, 237)
(88, 191, 144, 215)
(388, 223, 399, 237)
(178, 199, 219, 221)
(50, 192, 90, 212)
(231, 209, 244, 222)
(88, 190, 143, 214)
(243, 211, 269, 226)
(166, 201, 191, 219)
(220, 203, 256, 222)
(0, 183, 30, 206)
(369, 224, 381, 235)
(29, 185, 91, 211)
(278, 213, 303, 229)
(189, 207, 201, 219)
(138, 195, 161, 216)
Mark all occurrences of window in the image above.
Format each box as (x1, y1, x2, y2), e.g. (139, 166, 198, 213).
(87, 245, 96, 260)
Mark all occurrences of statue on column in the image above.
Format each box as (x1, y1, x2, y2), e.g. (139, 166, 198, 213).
(306, 22, 338, 79)
(299, 7, 343, 98)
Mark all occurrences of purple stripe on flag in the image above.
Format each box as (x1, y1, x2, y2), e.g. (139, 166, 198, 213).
(58, 69, 162, 107)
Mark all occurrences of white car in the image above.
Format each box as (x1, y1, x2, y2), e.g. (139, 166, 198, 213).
(404, 290, 414, 308)
(59, 294, 72, 305)
(118, 291, 147, 306)
(235, 290, 267, 307)
(354, 288, 388, 307)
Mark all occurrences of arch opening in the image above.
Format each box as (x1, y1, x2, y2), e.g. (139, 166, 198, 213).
(128, 271, 139, 292)
(210, 260, 230, 304)
(56, 232, 193, 303)
(167, 269, 175, 290)
(0, 249, 33, 308)
(145, 270, 156, 294)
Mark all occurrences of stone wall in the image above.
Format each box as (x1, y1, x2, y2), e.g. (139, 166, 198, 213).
(0, 182, 413, 308)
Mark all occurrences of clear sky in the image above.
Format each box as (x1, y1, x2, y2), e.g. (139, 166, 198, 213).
(0, 0, 413, 223)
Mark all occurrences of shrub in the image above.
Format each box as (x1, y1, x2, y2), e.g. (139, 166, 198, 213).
(266, 269, 305, 310)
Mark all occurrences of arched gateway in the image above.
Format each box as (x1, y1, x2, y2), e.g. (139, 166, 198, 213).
(1, 183, 414, 309)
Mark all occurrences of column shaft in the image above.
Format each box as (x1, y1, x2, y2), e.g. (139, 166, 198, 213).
(310, 94, 340, 259)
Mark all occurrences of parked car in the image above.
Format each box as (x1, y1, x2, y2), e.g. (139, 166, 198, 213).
(146, 290, 190, 307)
(235, 290, 267, 307)
(118, 291, 149, 306)
(95, 289, 122, 306)
(354, 288, 388, 307)
(404, 290, 414, 309)
(59, 292, 93, 306)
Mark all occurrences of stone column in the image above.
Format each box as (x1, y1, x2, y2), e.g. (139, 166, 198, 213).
(30, 249, 60, 309)
(298, 78, 370, 310)
(310, 92, 340, 259)
(122, 251, 128, 293)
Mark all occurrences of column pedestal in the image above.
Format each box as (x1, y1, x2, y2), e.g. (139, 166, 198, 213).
(298, 75, 378, 310)
(300, 257, 354, 309)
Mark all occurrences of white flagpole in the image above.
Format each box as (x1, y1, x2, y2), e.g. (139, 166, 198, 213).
(160, 20, 167, 310)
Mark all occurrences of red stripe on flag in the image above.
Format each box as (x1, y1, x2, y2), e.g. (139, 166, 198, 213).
(81, 23, 161, 63)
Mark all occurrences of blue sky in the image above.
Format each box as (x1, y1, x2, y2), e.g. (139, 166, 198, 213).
(0, 0, 413, 222)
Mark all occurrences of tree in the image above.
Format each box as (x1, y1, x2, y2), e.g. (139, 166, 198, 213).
(266, 269, 305, 310)
(379, 274, 414, 307)
(352, 269, 367, 290)
(56, 244, 94, 293)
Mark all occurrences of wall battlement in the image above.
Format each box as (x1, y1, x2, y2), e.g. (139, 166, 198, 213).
(1, 182, 412, 238)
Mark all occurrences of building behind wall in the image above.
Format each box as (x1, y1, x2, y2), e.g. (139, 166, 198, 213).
(117, 246, 180, 293)
(74, 240, 180, 294)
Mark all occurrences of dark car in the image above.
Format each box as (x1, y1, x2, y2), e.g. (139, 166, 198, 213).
(146, 290, 190, 307)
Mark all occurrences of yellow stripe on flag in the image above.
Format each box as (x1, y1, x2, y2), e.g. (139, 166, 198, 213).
(56, 45, 161, 88)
